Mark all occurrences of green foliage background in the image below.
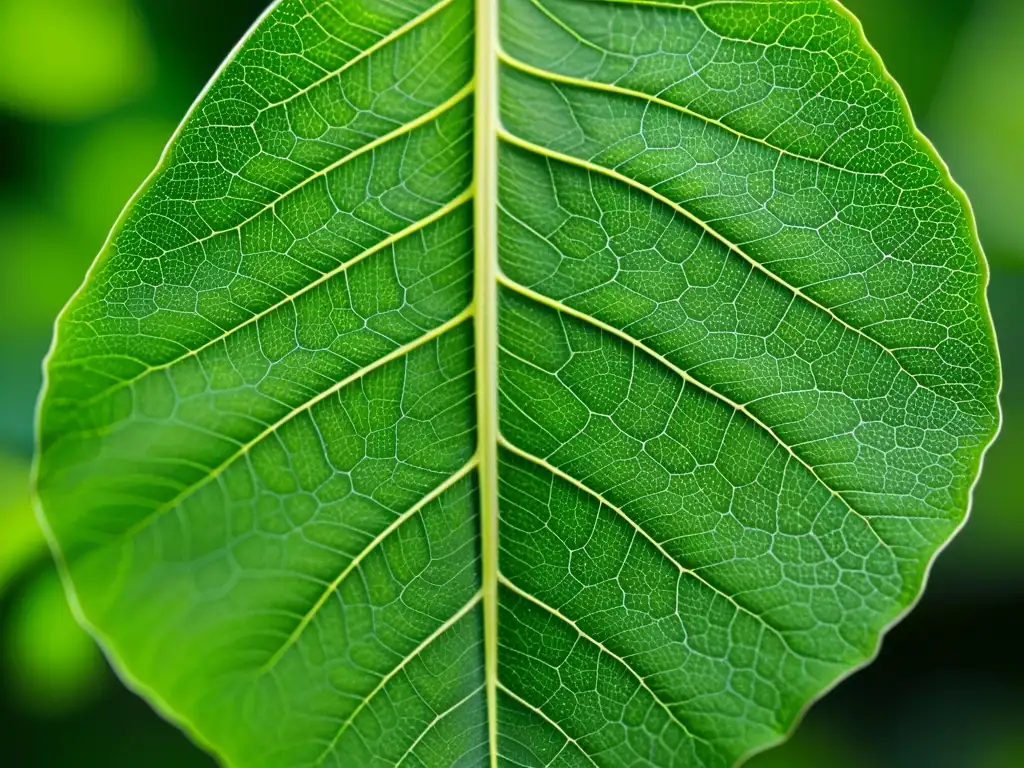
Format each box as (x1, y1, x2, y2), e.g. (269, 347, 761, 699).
(0, 0, 1019, 765)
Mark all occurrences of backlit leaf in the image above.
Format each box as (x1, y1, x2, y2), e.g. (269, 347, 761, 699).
(35, 1, 1000, 765)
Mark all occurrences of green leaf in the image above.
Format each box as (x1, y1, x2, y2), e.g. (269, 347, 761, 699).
(34, 1, 1000, 766)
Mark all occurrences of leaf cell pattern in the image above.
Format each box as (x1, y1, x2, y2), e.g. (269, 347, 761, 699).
(35, 0, 999, 766)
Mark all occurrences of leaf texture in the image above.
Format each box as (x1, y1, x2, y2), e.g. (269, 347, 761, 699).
(35, 0, 1000, 766)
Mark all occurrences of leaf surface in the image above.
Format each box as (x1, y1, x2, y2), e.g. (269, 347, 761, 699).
(35, 1, 1000, 766)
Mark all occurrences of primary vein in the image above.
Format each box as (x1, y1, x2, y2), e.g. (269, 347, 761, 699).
(474, 0, 502, 763)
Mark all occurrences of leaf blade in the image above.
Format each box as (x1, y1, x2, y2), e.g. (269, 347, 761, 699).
(35, 0, 1000, 766)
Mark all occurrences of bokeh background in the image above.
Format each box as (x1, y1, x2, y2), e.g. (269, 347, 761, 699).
(0, 0, 1019, 765)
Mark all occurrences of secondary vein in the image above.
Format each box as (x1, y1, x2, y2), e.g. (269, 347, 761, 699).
(496, 128, 932, 398)
(498, 572, 715, 750)
(496, 681, 601, 768)
(496, 271, 894, 555)
(263, 0, 460, 111)
(77, 188, 474, 410)
(496, 435, 809, 655)
(314, 591, 483, 764)
(118, 306, 474, 543)
(257, 457, 481, 675)
(498, 47, 871, 176)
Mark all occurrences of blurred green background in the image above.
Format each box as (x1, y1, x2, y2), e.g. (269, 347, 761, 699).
(0, 0, 1019, 765)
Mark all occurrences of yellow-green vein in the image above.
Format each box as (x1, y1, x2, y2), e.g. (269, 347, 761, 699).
(314, 591, 484, 764)
(498, 572, 714, 749)
(496, 681, 600, 768)
(496, 128, 936, 400)
(119, 306, 475, 543)
(496, 272, 893, 554)
(75, 188, 474, 411)
(257, 456, 481, 675)
(496, 435, 823, 660)
(474, 0, 501, 763)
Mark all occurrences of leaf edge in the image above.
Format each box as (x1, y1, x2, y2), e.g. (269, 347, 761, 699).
(732, 0, 1003, 763)
(28, 1, 1005, 766)
(29, 2, 287, 765)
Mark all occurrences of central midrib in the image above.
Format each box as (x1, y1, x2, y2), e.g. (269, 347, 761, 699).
(472, 0, 502, 765)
